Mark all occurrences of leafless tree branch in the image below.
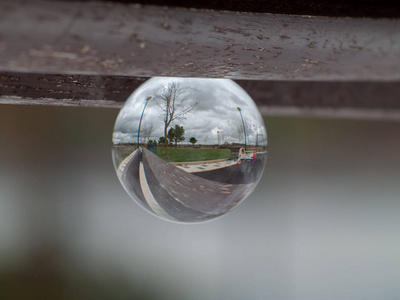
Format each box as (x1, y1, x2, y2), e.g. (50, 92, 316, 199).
(154, 81, 198, 157)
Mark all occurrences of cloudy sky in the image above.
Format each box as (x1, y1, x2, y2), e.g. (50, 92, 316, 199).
(113, 77, 267, 146)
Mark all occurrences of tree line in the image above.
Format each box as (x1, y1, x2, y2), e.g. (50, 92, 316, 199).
(157, 124, 197, 148)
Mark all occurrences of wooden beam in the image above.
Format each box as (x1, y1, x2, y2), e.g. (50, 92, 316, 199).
(88, 0, 400, 18)
(1, 72, 400, 120)
(1, 0, 400, 81)
(1, 1, 400, 119)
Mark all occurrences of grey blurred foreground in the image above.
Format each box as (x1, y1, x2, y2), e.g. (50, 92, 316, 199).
(0, 105, 399, 299)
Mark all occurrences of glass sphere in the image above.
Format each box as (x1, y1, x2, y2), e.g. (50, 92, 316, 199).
(112, 77, 267, 223)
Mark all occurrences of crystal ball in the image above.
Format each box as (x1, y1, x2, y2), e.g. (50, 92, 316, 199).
(112, 77, 267, 223)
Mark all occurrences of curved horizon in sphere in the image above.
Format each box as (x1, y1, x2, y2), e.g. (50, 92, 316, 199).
(112, 77, 267, 223)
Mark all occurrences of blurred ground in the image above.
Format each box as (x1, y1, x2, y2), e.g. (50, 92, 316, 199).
(0, 104, 399, 299)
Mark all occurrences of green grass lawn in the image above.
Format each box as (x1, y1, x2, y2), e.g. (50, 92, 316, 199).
(155, 147, 231, 162)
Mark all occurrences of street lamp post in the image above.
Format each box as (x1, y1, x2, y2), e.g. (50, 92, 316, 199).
(253, 124, 258, 147)
(137, 96, 152, 147)
(237, 107, 247, 150)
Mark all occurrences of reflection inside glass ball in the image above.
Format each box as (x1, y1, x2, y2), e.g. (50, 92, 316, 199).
(112, 77, 267, 223)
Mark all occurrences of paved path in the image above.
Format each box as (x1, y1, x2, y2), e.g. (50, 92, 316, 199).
(138, 161, 177, 221)
(175, 159, 237, 173)
(117, 148, 264, 222)
(117, 149, 138, 178)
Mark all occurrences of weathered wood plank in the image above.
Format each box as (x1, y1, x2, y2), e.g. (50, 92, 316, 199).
(0, 72, 145, 107)
(1, 72, 400, 120)
(1, 0, 400, 81)
(86, 0, 400, 18)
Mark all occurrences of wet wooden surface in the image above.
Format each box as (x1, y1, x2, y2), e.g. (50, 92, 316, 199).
(1, 72, 400, 120)
(1, 0, 400, 119)
(1, 0, 400, 81)
(68, 0, 400, 18)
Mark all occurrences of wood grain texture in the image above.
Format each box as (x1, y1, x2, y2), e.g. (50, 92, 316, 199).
(1, 0, 400, 119)
(1, 0, 400, 81)
(1, 72, 400, 120)
(53, 0, 400, 18)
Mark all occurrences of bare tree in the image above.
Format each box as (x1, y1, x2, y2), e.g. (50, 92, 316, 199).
(236, 124, 244, 144)
(154, 82, 198, 157)
(141, 123, 154, 144)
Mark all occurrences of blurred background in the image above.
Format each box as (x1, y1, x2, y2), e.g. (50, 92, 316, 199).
(0, 104, 399, 299)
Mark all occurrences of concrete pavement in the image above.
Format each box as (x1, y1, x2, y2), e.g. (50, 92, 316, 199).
(117, 148, 266, 222)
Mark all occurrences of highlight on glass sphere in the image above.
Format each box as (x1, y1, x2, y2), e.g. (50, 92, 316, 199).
(112, 77, 267, 223)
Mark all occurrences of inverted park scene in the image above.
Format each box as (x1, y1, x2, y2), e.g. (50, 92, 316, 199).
(112, 77, 268, 223)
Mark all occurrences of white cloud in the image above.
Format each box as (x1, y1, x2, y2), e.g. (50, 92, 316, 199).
(113, 78, 267, 146)
(112, 132, 136, 144)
